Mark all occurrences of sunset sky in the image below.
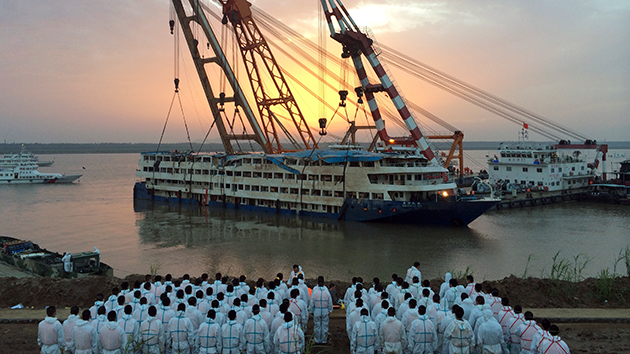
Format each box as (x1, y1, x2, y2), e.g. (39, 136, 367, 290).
(1, 0, 628, 144)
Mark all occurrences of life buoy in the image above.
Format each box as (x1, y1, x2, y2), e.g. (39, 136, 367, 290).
(544, 186, 548, 191)
(443, 174, 448, 182)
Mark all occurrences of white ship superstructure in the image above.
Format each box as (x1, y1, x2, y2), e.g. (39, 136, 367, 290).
(0, 145, 54, 167)
(137, 148, 455, 211)
(488, 142, 593, 192)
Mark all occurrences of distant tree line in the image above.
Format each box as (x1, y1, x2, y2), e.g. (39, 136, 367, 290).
(1, 141, 628, 154)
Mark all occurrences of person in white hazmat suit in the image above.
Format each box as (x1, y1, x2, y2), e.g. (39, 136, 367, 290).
(496, 298, 515, 336)
(439, 273, 453, 299)
(92, 306, 108, 336)
(156, 297, 176, 345)
(379, 307, 407, 354)
(506, 306, 525, 354)
(351, 308, 378, 354)
(221, 310, 246, 354)
(309, 276, 334, 344)
(288, 288, 309, 331)
(243, 305, 270, 354)
(69, 310, 98, 354)
(514, 311, 540, 354)
(476, 309, 506, 354)
(407, 305, 438, 354)
(289, 264, 304, 284)
(530, 319, 552, 354)
(401, 299, 421, 333)
(117, 305, 139, 351)
(62, 252, 73, 273)
(168, 303, 196, 354)
(63, 306, 81, 353)
(273, 312, 305, 354)
(442, 279, 462, 310)
(99, 311, 127, 354)
(405, 262, 422, 284)
(444, 306, 474, 354)
(198, 309, 223, 354)
(439, 305, 457, 354)
(139, 306, 165, 354)
(537, 325, 570, 354)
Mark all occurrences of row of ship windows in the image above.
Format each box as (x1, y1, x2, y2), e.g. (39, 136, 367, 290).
(493, 166, 584, 172)
(151, 179, 384, 199)
(144, 167, 342, 181)
(144, 155, 429, 168)
(511, 179, 584, 186)
(143, 166, 443, 183)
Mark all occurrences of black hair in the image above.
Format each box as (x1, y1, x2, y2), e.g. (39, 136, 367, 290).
(476, 296, 485, 305)
(418, 305, 426, 315)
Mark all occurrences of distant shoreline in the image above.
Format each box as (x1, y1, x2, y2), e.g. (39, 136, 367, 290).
(1, 141, 629, 154)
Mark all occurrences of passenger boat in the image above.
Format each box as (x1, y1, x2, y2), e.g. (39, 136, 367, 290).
(134, 146, 499, 226)
(0, 235, 113, 278)
(0, 162, 81, 184)
(481, 142, 594, 193)
(0, 145, 54, 167)
(469, 141, 597, 209)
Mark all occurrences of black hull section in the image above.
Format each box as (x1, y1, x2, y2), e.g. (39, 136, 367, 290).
(340, 198, 499, 226)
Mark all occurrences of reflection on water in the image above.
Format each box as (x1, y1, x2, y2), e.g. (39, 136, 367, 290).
(133, 199, 500, 281)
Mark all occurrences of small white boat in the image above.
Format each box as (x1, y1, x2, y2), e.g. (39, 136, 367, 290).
(0, 145, 54, 167)
(0, 162, 81, 184)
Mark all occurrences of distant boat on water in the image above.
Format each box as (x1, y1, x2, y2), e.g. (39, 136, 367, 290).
(0, 145, 54, 167)
(0, 162, 81, 184)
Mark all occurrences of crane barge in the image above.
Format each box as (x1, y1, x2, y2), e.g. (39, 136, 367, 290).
(133, 0, 499, 226)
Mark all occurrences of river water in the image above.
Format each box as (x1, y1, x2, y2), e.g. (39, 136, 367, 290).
(0, 151, 628, 282)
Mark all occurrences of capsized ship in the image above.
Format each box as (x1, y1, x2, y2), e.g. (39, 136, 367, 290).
(135, 147, 498, 226)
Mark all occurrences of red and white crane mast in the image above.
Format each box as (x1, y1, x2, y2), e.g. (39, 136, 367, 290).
(320, 0, 440, 166)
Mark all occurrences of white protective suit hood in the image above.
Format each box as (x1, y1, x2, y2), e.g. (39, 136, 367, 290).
(444, 272, 452, 282)
(482, 309, 494, 322)
(106, 321, 119, 329)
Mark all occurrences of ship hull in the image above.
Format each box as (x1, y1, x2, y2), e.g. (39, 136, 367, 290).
(0, 174, 82, 184)
(134, 182, 497, 226)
